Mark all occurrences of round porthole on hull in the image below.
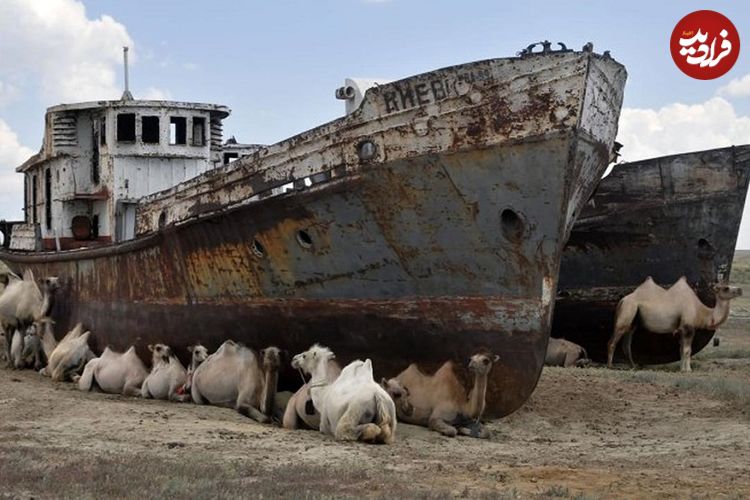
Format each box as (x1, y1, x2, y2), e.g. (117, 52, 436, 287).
(296, 229, 313, 249)
(501, 208, 525, 241)
(252, 239, 266, 258)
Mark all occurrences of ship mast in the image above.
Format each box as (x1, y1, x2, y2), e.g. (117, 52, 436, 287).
(121, 46, 133, 101)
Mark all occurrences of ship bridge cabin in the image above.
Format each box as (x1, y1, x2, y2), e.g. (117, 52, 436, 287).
(10, 99, 229, 251)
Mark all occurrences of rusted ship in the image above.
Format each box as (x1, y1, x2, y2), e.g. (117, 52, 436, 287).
(0, 43, 626, 416)
(554, 145, 750, 364)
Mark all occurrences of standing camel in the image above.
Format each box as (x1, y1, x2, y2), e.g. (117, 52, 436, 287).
(608, 277, 742, 372)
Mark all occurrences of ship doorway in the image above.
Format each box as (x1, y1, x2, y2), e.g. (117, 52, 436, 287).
(115, 202, 137, 242)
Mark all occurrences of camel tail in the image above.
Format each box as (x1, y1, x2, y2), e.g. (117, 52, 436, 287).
(373, 392, 396, 444)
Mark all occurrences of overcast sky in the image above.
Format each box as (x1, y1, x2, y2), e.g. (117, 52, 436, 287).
(2, 1, 750, 245)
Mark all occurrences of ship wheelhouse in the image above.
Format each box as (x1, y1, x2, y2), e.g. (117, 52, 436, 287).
(10, 99, 229, 251)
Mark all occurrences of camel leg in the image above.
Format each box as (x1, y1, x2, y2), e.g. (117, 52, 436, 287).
(623, 325, 637, 369)
(122, 378, 143, 397)
(282, 393, 300, 430)
(237, 403, 271, 424)
(428, 415, 458, 437)
(608, 299, 638, 368)
(334, 405, 381, 442)
(77, 360, 98, 390)
(458, 422, 491, 439)
(190, 384, 205, 405)
(679, 326, 695, 373)
(141, 379, 152, 398)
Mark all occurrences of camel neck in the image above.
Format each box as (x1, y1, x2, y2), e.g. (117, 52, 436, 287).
(41, 323, 57, 359)
(465, 372, 488, 419)
(261, 368, 278, 416)
(708, 299, 731, 329)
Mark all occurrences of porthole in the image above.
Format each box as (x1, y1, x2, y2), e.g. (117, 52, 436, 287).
(500, 208, 524, 241)
(296, 229, 313, 249)
(356, 140, 377, 162)
(252, 239, 266, 257)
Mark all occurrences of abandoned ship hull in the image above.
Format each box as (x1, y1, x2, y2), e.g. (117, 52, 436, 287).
(1, 49, 626, 416)
(554, 145, 750, 364)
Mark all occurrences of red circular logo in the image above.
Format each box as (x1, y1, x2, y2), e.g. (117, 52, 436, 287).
(670, 10, 740, 80)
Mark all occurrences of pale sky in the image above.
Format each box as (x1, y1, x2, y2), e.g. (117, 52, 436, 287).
(1, 1, 750, 245)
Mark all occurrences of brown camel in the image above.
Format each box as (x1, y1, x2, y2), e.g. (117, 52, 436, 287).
(545, 338, 590, 367)
(382, 352, 499, 438)
(608, 277, 742, 372)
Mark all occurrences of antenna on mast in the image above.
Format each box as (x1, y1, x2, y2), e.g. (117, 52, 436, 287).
(121, 46, 134, 101)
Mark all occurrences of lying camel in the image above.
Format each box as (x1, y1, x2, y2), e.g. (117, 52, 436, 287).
(293, 344, 396, 444)
(382, 352, 499, 438)
(0, 270, 58, 366)
(545, 338, 590, 367)
(42, 323, 94, 381)
(10, 324, 45, 370)
(283, 357, 341, 430)
(191, 341, 281, 423)
(608, 277, 743, 372)
(178, 344, 209, 396)
(78, 346, 148, 396)
(141, 344, 188, 401)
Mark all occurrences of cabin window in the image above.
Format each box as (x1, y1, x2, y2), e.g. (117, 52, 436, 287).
(100, 118, 107, 145)
(192, 117, 206, 146)
(223, 152, 239, 165)
(44, 168, 52, 231)
(117, 113, 136, 142)
(32, 174, 38, 224)
(142, 116, 160, 144)
(170, 117, 187, 145)
(23, 176, 28, 222)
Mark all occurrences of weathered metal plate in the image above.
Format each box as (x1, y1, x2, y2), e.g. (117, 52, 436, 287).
(554, 145, 750, 364)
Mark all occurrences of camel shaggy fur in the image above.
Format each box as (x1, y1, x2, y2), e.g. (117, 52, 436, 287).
(293, 344, 396, 444)
(78, 346, 148, 396)
(608, 277, 742, 372)
(0, 270, 58, 365)
(190, 341, 281, 423)
(283, 357, 341, 430)
(42, 323, 94, 381)
(545, 338, 590, 367)
(141, 344, 188, 401)
(382, 352, 499, 439)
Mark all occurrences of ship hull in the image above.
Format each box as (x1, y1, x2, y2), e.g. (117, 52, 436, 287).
(554, 146, 750, 364)
(1, 51, 626, 416)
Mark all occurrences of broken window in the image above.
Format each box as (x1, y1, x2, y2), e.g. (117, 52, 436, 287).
(92, 121, 100, 184)
(100, 117, 106, 145)
(223, 152, 239, 165)
(142, 116, 160, 144)
(192, 117, 206, 146)
(117, 113, 136, 142)
(169, 116, 187, 145)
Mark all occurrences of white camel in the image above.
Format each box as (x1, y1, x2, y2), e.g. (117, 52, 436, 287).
(0, 270, 58, 365)
(283, 357, 341, 430)
(141, 344, 188, 401)
(178, 343, 209, 396)
(42, 323, 94, 381)
(190, 341, 281, 423)
(78, 346, 148, 396)
(292, 344, 396, 444)
(608, 277, 743, 372)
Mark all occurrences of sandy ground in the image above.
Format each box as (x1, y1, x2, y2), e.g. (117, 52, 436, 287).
(1, 320, 749, 500)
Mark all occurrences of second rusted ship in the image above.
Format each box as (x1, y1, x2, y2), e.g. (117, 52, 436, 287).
(0, 43, 626, 416)
(554, 145, 750, 364)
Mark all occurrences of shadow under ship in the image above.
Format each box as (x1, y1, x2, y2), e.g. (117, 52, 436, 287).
(0, 44, 626, 416)
(554, 145, 750, 365)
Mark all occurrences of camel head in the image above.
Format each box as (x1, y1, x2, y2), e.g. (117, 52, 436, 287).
(148, 343, 173, 364)
(41, 276, 60, 294)
(468, 352, 500, 376)
(187, 344, 209, 367)
(713, 284, 743, 301)
(381, 377, 414, 417)
(292, 344, 335, 376)
(259, 346, 283, 372)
